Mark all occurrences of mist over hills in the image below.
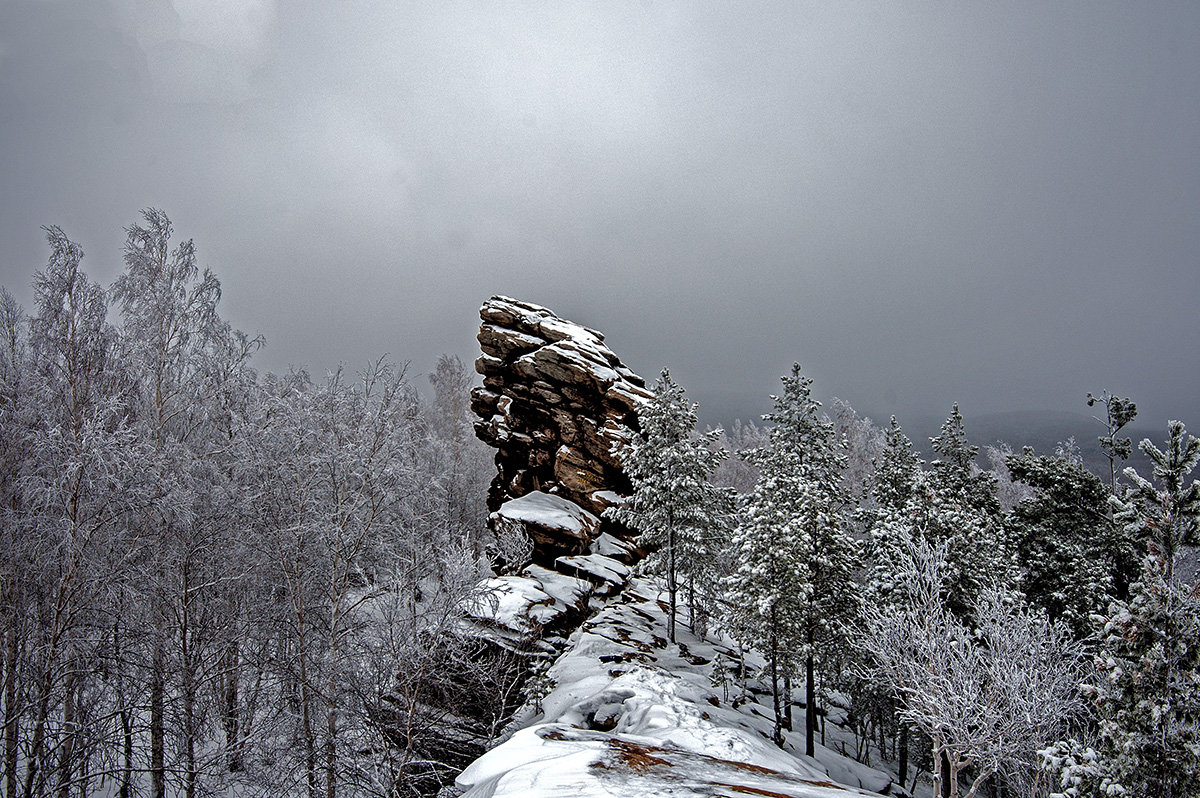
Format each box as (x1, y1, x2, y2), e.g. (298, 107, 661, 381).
(711, 405, 1183, 484)
(906, 409, 1172, 480)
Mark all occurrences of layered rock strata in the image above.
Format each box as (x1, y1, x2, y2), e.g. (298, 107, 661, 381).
(471, 296, 651, 568)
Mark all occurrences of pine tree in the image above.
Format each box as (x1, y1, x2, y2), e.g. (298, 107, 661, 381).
(1049, 421, 1200, 798)
(1005, 450, 1117, 638)
(1087, 391, 1138, 505)
(873, 416, 920, 513)
(863, 417, 923, 608)
(928, 404, 1000, 518)
(923, 406, 1014, 617)
(606, 369, 732, 644)
(1092, 421, 1200, 798)
(724, 364, 859, 754)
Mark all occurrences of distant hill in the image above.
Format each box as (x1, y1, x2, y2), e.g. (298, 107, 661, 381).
(902, 409, 1166, 483)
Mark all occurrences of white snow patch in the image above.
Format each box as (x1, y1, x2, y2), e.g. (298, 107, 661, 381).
(456, 578, 893, 798)
(491, 492, 599, 537)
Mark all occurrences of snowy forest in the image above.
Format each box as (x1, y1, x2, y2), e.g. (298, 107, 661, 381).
(2, 212, 1198, 798)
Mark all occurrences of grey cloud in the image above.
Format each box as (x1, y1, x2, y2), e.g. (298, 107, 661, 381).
(2, 1, 1198, 433)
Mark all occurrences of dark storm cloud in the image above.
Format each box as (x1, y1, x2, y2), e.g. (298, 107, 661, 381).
(2, 1, 1198, 432)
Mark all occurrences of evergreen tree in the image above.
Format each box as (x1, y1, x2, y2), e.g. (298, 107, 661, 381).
(922, 406, 1014, 617)
(873, 416, 920, 513)
(1053, 421, 1200, 798)
(1006, 450, 1118, 638)
(928, 404, 1000, 518)
(724, 471, 816, 746)
(859, 417, 923, 784)
(606, 369, 732, 644)
(724, 364, 859, 754)
(1087, 391, 1138, 505)
(863, 417, 923, 609)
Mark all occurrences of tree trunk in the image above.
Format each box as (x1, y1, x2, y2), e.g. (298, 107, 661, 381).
(151, 638, 166, 798)
(325, 705, 337, 798)
(783, 672, 793, 732)
(687, 573, 696, 634)
(297, 633, 317, 798)
(111, 618, 134, 798)
(898, 723, 908, 788)
(181, 580, 197, 798)
(23, 665, 54, 798)
(738, 640, 747, 702)
(4, 612, 18, 798)
(769, 605, 783, 747)
(55, 669, 77, 798)
(805, 645, 816, 757)
(223, 640, 243, 771)
(666, 524, 677, 644)
(119, 700, 133, 798)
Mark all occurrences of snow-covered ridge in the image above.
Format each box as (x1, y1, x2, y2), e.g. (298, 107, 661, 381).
(455, 578, 895, 798)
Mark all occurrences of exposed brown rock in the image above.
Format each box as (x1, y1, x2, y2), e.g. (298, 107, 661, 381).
(471, 296, 651, 522)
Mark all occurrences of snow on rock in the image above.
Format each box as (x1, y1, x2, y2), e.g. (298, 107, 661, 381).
(589, 532, 641, 564)
(462, 565, 594, 642)
(555, 553, 631, 595)
(455, 578, 895, 798)
(470, 296, 651, 525)
(491, 491, 601, 559)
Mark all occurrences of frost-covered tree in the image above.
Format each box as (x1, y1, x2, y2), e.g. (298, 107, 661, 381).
(830, 398, 884, 506)
(1087, 391, 1138, 505)
(17, 228, 145, 798)
(606, 369, 732, 643)
(863, 412, 1019, 789)
(984, 442, 1033, 513)
(709, 418, 769, 495)
(0, 287, 27, 798)
(1006, 450, 1118, 638)
(245, 358, 485, 798)
(1, 213, 530, 798)
(428, 354, 491, 553)
(725, 364, 858, 754)
(860, 539, 1086, 798)
(1071, 421, 1200, 798)
(113, 208, 260, 798)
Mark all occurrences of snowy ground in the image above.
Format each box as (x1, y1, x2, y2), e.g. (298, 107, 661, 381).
(455, 578, 896, 798)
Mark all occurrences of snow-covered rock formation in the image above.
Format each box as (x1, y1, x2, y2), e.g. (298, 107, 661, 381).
(471, 296, 652, 524)
(456, 579, 897, 798)
(468, 297, 649, 639)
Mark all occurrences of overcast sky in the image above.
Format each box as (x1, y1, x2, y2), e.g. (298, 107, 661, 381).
(2, 1, 1198, 432)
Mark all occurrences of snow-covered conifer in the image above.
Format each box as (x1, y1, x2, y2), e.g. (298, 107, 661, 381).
(922, 406, 1016, 616)
(1006, 450, 1117, 637)
(724, 364, 859, 754)
(1068, 421, 1200, 798)
(1087, 390, 1138, 503)
(606, 369, 733, 643)
(872, 416, 920, 514)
